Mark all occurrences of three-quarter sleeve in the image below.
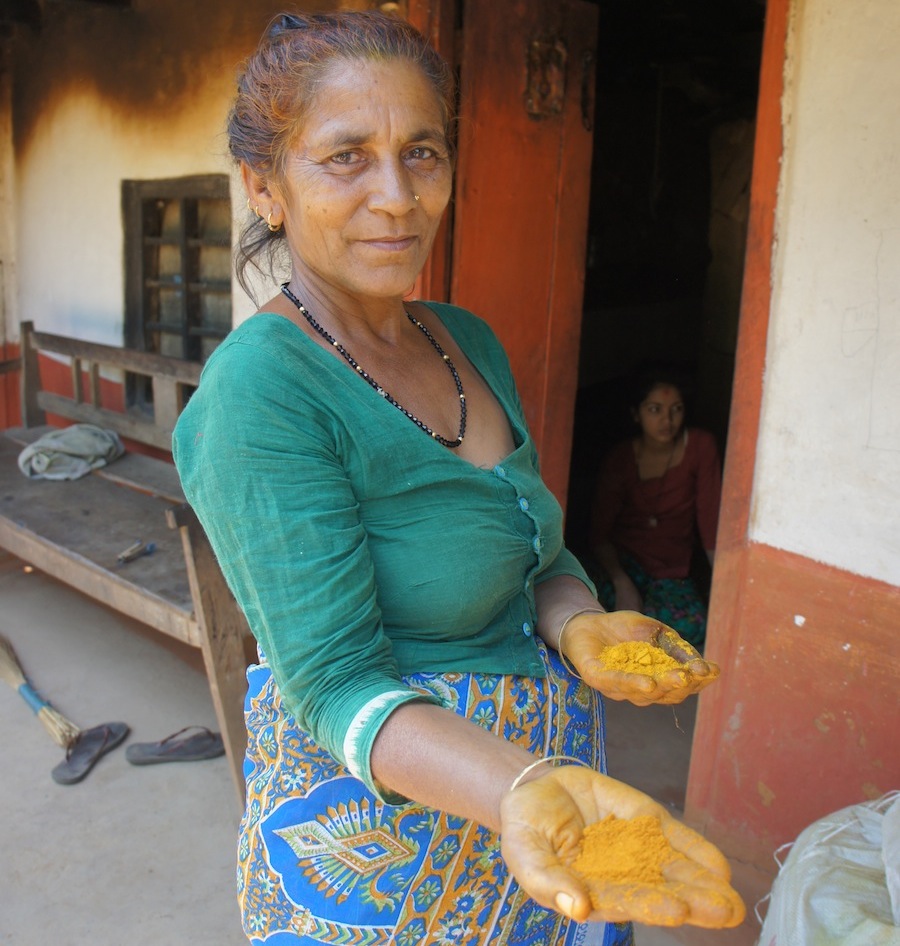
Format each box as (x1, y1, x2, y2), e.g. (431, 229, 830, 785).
(173, 333, 438, 800)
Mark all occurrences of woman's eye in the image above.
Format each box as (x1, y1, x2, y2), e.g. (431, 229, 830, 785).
(331, 151, 362, 167)
(406, 146, 440, 164)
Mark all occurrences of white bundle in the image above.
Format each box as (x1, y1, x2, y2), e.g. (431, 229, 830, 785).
(758, 791, 900, 945)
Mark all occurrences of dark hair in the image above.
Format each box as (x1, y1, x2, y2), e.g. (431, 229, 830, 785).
(628, 362, 695, 416)
(227, 10, 457, 298)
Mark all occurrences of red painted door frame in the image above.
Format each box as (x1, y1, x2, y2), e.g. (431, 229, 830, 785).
(684, 0, 788, 856)
(451, 0, 597, 507)
(685, 0, 900, 866)
(407, 0, 456, 304)
(411, 0, 598, 508)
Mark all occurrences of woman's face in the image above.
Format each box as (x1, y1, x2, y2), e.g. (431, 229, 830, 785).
(635, 384, 685, 446)
(270, 57, 453, 303)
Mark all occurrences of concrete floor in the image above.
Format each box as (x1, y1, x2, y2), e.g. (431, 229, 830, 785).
(0, 553, 246, 946)
(0, 552, 772, 945)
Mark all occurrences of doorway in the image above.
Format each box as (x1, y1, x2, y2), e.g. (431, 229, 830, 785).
(565, 0, 766, 578)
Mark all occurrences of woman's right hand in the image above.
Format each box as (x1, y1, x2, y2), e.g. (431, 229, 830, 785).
(562, 610, 720, 705)
(499, 764, 746, 929)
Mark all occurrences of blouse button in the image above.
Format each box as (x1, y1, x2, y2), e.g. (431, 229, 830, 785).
(532, 536, 542, 553)
(494, 465, 507, 478)
(522, 622, 533, 637)
(518, 497, 530, 511)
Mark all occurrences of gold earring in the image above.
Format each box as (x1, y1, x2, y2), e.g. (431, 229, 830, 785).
(267, 212, 281, 233)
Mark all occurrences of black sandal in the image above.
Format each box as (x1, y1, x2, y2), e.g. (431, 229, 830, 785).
(51, 722, 130, 785)
(125, 725, 225, 765)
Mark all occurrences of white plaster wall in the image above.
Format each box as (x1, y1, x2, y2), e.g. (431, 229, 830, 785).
(752, 0, 900, 585)
(15, 87, 258, 347)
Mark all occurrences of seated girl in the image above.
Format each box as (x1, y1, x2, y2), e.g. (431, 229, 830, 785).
(590, 366, 722, 648)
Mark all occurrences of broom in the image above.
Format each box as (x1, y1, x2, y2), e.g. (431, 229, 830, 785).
(0, 632, 81, 749)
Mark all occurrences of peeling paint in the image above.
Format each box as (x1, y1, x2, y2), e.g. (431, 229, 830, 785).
(848, 717, 869, 749)
(757, 780, 776, 807)
(862, 782, 883, 800)
(814, 710, 836, 733)
(724, 701, 743, 739)
(793, 614, 806, 626)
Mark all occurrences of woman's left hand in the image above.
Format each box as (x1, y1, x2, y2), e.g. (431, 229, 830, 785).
(562, 610, 719, 705)
(500, 765, 746, 929)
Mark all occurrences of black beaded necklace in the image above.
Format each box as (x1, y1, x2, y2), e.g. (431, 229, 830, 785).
(281, 283, 467, 448)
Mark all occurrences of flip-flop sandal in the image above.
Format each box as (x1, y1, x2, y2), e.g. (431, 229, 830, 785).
(51, 722, 130, 785)
(125, 725, 225, 765)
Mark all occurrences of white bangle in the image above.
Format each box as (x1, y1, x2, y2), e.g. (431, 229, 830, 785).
(557, 607, 606, 680)
(508, 754, 592, 793)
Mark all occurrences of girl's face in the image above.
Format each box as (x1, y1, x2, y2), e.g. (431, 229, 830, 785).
(266, 57, 453, 303)
(635, 384, 685, 446)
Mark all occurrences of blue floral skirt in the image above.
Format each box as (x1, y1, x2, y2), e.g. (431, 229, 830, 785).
(237, 640, 634, 946)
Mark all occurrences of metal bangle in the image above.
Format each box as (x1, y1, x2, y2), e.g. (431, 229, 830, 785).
(508, 754, 592, 793)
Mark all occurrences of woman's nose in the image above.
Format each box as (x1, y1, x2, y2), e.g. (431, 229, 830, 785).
(368, 159, 417, 212)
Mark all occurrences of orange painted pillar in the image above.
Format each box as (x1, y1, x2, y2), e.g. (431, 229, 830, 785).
(685, 0, 900, 867)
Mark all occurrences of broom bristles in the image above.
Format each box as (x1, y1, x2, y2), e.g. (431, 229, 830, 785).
(35, 705, 82, 749)
(0, 634, 27, 688)
(0, 633, 82, 748)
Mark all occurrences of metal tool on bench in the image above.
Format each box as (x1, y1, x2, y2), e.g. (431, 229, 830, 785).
(116, 540, 157, 565)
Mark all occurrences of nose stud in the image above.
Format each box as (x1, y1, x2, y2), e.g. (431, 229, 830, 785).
(414, 194, 420, 202)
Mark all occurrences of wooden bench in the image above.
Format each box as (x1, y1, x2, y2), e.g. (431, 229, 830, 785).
(0, 322, 250, 804)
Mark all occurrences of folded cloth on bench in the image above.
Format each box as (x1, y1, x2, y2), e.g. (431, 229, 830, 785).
(17, 423, 125, 481)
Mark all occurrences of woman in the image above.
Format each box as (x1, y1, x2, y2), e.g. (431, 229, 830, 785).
(591, 368, 723, 648)
(173, 12, 743, 944)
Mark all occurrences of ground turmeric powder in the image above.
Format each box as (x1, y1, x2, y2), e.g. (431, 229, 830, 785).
(597, 637, 683, 676)
(571, 813, 676, 885)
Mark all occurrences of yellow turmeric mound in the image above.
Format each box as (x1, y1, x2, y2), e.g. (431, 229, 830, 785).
(597, 639, 683, 676)
(571, 813, 676, 885)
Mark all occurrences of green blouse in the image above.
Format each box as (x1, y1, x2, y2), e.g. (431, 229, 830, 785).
(172, 303, 593, 795)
